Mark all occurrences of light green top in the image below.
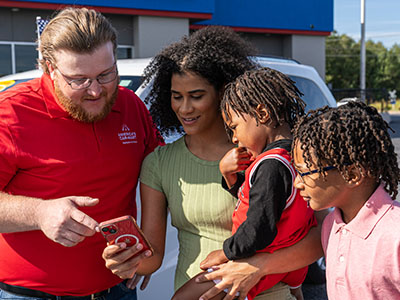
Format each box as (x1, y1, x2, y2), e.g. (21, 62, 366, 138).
(140, 136, 236, 290)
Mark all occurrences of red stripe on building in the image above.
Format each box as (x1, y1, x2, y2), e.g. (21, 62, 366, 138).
(190, 24, 331, 36)
(0, 0, 212, 19)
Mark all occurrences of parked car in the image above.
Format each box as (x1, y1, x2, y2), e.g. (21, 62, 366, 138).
(0, 58, 151, 92)
(337, 97, 359, 106)
(1, 57, 336, 111)
(0, 56, 335, 299)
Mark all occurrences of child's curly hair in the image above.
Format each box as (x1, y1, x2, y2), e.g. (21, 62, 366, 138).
(292, 101, 400, 200)
(221, 67, 306, 129)
(142, 26, 256, 136)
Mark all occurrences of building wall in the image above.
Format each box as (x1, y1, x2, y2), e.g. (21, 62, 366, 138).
(9, 0, 215, 14)
(238, 32, 326, 78)
(197, 0, 333, 33)
(0, 7, 51, 75)
(106, 14, 134, 46)
(133, 16, 188, 58)
(241, 33, 285, 57)
(0, 7, 47, 42)
(289, 35, 326, 79)
(0, 7, 191, 75)
(0, 1, 333, 79)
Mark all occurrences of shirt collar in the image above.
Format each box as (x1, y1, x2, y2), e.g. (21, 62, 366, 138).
(40, 73, 122, 119)
(331, 184, 395, 239)
(40, 73, 70, 119)
(263, 139, 292, 152)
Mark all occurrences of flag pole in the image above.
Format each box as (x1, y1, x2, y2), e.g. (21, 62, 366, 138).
(360, 0, 366, 103)
(36, 16, 43, 62)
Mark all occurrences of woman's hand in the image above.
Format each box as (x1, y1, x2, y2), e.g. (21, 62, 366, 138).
(200, 249, 229, 270)
(126, 274, 152, 290)
(102, 242, 152, 280)
(195, 216, 327, 300)
(196, 258, 264, 300)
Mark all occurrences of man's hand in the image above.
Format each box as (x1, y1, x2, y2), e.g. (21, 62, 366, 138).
(35, 196, 99, 247)
(200, 249, 229, 270)
(196, 259, 263, 300)
(102, 242, 152, 280)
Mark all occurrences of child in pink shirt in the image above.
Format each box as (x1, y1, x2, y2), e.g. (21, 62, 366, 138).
(292, 101, 400, 300)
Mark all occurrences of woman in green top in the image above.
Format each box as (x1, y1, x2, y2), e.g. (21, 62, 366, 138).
(103, 26, 326, 300)
(138, 26, 255, 292)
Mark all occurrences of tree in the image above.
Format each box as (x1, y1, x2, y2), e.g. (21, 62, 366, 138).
(326, 32, 399, 101)
(326, 31, 360, 89)
(364, 40, 387, 89)
(382, 44, 400, 92)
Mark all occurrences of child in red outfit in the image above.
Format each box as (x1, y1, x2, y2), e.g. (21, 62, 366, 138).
(172, 67, 316, 300)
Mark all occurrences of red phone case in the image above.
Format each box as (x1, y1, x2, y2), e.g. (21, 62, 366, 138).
(99, 215, 153, 254)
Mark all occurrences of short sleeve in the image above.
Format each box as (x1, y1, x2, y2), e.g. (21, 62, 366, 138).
(140, 146, 164, 193)
(0, 121, 18, 190)
(135, 93, 164, 156)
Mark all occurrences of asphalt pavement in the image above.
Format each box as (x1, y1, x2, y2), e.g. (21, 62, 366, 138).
(389, 112, 400, 202)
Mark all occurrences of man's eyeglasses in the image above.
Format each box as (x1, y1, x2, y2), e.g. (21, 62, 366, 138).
(296, 165, 336, 184)
(55, 63, 118, 90)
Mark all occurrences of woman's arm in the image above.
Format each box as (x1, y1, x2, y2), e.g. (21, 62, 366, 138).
(137, 182, 168, 274)
(102, 183, 168, 279)
(196, 210, 328, 300)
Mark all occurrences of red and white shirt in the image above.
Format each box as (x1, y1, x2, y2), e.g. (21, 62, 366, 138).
(0, 74, 162, 295)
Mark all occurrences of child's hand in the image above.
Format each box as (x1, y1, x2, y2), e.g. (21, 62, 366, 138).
(220, 147, 253, 187)
(220, 147, 253, 174)
(200, 249, 229, 270)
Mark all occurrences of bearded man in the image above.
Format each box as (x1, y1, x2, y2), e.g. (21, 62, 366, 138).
(0, 7, 162, 300)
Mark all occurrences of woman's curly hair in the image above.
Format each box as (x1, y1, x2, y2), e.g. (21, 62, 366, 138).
(142, 26, 256, 136)
(292, 101, 400, 200)
(221, 67, 306, 130)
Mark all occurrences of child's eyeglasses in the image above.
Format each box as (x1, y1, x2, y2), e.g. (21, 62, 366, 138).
(296, 165, 336, 184)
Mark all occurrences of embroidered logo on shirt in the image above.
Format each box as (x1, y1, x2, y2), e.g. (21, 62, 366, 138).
(118, 124, 137, 144)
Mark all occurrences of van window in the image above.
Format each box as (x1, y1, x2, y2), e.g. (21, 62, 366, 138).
(119, 75, 142, 91)
(290, 76, 329, 112)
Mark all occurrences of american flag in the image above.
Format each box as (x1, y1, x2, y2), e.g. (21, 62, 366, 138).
(36, 17, 49, 36)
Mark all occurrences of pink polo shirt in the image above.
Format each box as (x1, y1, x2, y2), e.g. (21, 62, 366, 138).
(322, 185, 400, 299)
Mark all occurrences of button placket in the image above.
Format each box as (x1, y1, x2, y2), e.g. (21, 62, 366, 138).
(335, 226, 350, 288)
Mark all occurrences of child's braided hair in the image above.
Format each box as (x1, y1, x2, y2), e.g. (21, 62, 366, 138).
(221, 67, 306, 130)
(292, 100, 400, 200)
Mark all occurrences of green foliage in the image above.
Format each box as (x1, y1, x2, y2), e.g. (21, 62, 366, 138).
(326, 31, 400, 93)
(383, 45, 400, 92)
(326, 31, 360, 89)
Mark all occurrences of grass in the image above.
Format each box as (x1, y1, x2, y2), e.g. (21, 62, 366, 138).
(368, 99, 399, 112)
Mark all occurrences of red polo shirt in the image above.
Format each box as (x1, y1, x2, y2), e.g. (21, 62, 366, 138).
(0, 74, 162, 295)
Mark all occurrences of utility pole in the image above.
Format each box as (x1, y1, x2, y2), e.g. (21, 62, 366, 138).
(360, 0, 366, 103)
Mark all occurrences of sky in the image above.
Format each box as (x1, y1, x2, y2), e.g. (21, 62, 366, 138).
(334, 0, 400, 49)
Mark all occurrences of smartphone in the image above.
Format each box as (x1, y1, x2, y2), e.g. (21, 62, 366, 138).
(99, 215, 153, 254)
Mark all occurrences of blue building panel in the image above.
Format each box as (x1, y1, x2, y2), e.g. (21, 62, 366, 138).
(8, 0, 333, 32)
(11, 0, 214, 14)
(196, 0, 333, 33)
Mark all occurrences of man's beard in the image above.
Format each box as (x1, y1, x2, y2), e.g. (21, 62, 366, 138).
(54, 81, 118, 123)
